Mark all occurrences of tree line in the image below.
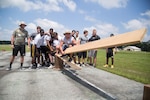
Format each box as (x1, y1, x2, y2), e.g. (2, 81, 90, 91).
(0, 40, 150, 52)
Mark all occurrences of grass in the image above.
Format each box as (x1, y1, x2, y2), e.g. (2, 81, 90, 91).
(0, 45, 150, 84)
(0, 44, 30, 52)
(97, 49, 150, 84)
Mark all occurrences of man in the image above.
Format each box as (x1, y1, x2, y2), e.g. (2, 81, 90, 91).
(60, 31, 77, 62)
(6, 21, 30, 70)
(78, 30, 89, 66)
(34, 29, 45, 68)
(88, 29, 100, 67)
(104, 34, 116, 68)
(30, 26, 41, 68)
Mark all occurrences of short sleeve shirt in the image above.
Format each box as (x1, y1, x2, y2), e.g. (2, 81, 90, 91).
(63, 36, 74, 45)
(41, 35, 51, 46)
(13, 28, 29, 45)
(89, 35, 100, 42)
(80, 36, 88, 44)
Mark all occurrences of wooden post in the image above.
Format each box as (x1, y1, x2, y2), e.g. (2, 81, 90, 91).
(54, 54, 63, 70)
(143, 84, 150, 100)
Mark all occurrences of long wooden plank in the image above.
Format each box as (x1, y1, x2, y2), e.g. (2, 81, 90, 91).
(64, 28, 147, 54)
(55, 54, 81, 70)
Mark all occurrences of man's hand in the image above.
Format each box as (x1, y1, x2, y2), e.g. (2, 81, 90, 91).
(11, 45, 14, 49)
(28, 45, 30, 49)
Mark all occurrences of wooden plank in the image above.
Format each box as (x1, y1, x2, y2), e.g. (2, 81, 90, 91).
(143, 84, 150, 100)
(55, 54, 81, 70)
(53, 54, 63, 70)
(64, 28, 147, 54)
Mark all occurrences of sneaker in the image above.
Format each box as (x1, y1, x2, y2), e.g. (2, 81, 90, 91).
(93, 64, 96, 68)
(111, 65, 114, 68)
(37, 64, 41, 68)
(48, 64, 54, 69)
(103, 64, 108, 67)
(89, 63, 93, 66)
(82, 64, 86, 67)
(6, 67, 11, 71)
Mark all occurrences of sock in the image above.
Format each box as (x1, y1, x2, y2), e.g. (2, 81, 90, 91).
(10, 62, 12, 68)
(21, 63, 23, 68)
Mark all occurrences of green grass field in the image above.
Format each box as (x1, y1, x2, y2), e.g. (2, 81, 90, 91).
(0, 45, 150, 84)
(0, 44, 30, 52)
(97, 49, 150, 84)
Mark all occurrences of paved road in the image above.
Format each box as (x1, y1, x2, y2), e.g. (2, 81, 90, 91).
(0, 51, 144, 100)
(0, 51, 105, 100)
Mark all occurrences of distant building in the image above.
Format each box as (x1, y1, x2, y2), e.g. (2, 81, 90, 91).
(123, 46, 141, 51)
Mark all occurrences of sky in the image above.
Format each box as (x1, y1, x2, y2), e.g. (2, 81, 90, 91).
(0, 0, 150, 41)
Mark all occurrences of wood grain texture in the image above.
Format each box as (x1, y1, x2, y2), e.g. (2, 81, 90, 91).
(64, 28, 147, 54)
(55, 54, 81, 70)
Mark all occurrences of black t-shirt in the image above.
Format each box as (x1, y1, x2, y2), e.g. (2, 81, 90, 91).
(89, 35, 100, 42)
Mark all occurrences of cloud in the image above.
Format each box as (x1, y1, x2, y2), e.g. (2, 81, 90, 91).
(62, 0, 76, 11)
(143, 34, 150, 42)
(84, 23, 119, 38)
(0, 18, 71, 40)
(0, 29, 13, 40)
(26, 23, 37, 33)
(122, 15, 150, 41)
(85, 0, 128, 9)
(0, 0, 76, 12)
(122, 19, 150, 30)
(85, 16, 97, 22)
(34, 18, 69, 36)
(141, 10, 150, 17)
(78, 9, 87, 14)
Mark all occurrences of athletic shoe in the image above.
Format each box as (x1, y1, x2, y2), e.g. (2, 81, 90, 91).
(6, 67, 11, 71)
(48, 64, 54, 69)
(103, 64, 108, 67)
(89, 63, 93, 66)
(111, 65, 114, 68)
(37, 64, 41, 68)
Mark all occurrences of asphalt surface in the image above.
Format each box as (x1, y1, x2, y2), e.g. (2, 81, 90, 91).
(0, 51, 144, 100)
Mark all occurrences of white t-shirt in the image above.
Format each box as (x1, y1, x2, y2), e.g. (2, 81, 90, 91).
(63, 36, 74, 45)
(41, 35, 51, 46)
(34, 34, 42, 48)
(53, 35, 62, 47)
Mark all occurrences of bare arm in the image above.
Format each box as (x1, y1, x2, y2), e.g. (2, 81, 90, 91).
(11, 35, 15, 48)
(47, 40, 53, 51)
(72, 39, 77, 45)
(27, 37, 30, 48)
(59, 40, 65, 54)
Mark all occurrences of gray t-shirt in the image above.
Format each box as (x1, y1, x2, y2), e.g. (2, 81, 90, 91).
(80, 36, 88, 44)
(13, 28, 29, 45)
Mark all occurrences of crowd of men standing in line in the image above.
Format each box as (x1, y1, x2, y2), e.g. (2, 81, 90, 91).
(6, 21, 115, 70)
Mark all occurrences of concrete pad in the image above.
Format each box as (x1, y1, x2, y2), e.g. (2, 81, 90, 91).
(76, 67, 144, 100)
(0, 51, 144, 100)
(0, 52, 105, 100)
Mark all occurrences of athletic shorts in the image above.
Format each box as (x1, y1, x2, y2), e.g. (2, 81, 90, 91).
(12, 45, 25, 56)
(40, 46, 50, 54)
(78, 51, 87, 58)
(88, 50, 97, 58)
(107, 49, 114, 58)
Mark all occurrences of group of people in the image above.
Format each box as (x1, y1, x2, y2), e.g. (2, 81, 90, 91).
(6, 21, 116, 70)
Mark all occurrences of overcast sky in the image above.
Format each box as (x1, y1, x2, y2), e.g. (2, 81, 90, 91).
(0, 0, 150, 41)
